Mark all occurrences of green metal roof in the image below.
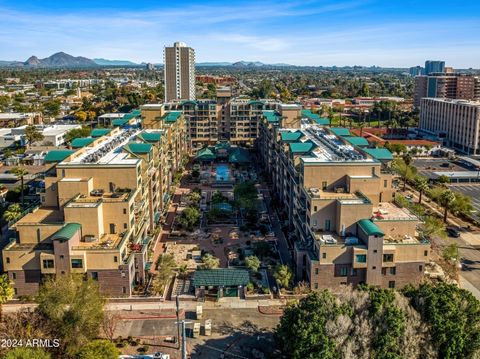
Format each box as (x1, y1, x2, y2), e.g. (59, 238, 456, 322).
(289, 142, 316, 154)
(123, 109, 141, 120)
(71, 137, 95, 148)
(343, 136, 369, 147)
(90, 128, 112, 138)
(301, 110, 330, 125)
(124, 142, 153, 154)
(248, 100, 265, 106)
(44, 150, 76, 163)
(358, 219, 384, 237)
(196, 147, 216, 161)
(281, 131, 303, 142)
(330, 127, 351, 137)
(163, 111, 182, 123)
(112, 118, 130, 127)
(263, 110, 281, 123)
(229, 147, 250, 163)
(138, 131, 162, 143)
(51, 223, 81, 241)
(193, 269, 250, 287)
(362, 148, 394, 161)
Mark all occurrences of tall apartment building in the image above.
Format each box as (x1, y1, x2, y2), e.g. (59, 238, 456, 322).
(424, 60, 445, 75)
(414, 73, 480, 108)
(409, 66, 424, 76)
(164, 42, 196, 102)
(257, 112, 430, 289)
(3, 109, 188, 297)
(419, 98, 480, 154)
(163, 93, 286, 151)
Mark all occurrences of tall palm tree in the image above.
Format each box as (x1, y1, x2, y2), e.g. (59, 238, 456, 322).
(3, 203, 22, 224)
(11, 167, 28, 209)
(439, 189, 456, 223)
(0, 274, 14, 320)
(415, 177, 429, 204)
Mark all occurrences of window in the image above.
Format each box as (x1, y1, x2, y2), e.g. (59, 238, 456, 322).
(382, 268, 387, 275)
(114, 256, 118, 263)
(315, 268, 319, 275)
(390, 267, 396, 275)
(372, 266, 376, 270)
(351, 268, 357, 276)
(123, 208, 127, 214)
(373, 250, 377, 253)
(42, 259, 54, 269)
(419, 265, 423, 272)
(384, 179, 388, 188)
(340, 267, 348, 277)
(383, 254, 394, 262)
(124, 223, 128, 229)
(91, 272, 98, 280)
(356, 254, 367, 263)
(314, 206, 318, 211)
(14, 288, 17, 295)
(322, 253, 326, 259)
(60, 255, 64, 259)
(314, 283, 318, 289)
(424, 250, 428, 256)
(12, 273, 16, 280)
(322, 181, 327, 190)
(6, 257, 9, 264)
(388, 281, 396, 288)
(71, 259, 83, 268)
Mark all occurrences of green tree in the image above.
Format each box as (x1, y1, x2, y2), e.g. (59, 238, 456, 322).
(4, 347, 51, 359)
(74, 110, 87, 123)
(451, 192, 474, 218)
(153, 254, 176, 295)
(439, 189, 456, 223)
(25, 124, 44, 147)
(42, 99, 61, 118)
(36, 275, 106, 356)
(76, 339, 119, 359)
(418, 216, 445, 239)
(176, 206, 200, 230)
(393, 158, 416, 191)
(275, 291, 344, 359)
(442, 243, 459, 262)
(274, 264, 293, 289)
(11, 167, 28, 208)
(202, 253, 220, 269)
(65, 127, 91, 143)
(404, 283, 480, 359)
(245, 255, 261, 273)
(414, 176, 429, 204)
(0, 274, 14, 320)
(3, 203, 22, 223)
(234, 181, 258, 209)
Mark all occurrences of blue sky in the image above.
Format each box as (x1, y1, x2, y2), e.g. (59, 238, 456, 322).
(0, 0, 479, 67)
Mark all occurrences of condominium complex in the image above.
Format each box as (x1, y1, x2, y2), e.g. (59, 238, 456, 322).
(164, 41, 196, 102)
(414, 73, 480, 107)
(419, 98, 480, 154)
(3, 108, 188, 297)
(257, 111, 430, 289)
(164, 92, 291, 151)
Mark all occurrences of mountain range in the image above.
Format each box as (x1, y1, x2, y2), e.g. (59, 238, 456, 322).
(0, 52, 295, 68)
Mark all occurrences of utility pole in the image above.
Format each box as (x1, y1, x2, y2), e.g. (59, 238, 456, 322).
(175, 319, 192, 359)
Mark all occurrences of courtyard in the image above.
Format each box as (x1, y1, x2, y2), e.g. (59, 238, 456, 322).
(152, 148, 283, 300)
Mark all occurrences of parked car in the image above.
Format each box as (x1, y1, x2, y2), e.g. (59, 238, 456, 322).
(446, 226, 461, 238)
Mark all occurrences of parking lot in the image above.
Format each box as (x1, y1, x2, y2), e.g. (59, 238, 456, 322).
(414, 158, 468, 178)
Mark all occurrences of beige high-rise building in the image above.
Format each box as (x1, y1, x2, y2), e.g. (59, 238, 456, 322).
(164, 42, 196, 102)
(419, 98, 480, 154)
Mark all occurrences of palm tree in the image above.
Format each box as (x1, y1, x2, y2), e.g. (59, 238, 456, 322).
(11, 167, 28, 209)
(0, 274, 14, 320)
(3, 203, 22, 224)
(415, 177, 429, 204)
(393, 159, 416, 191)
(439, 189, 456, 223)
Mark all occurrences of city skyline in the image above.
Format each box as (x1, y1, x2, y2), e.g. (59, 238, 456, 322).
(0, 0, 480, 68)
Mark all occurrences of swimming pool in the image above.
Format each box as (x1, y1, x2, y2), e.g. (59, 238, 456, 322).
(216, 164, 230, 181)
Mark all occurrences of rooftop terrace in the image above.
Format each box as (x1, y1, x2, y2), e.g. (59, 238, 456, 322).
(372, 202, 419, 221)
(60, 128, 141, 166)
(296, 124, 374, 164)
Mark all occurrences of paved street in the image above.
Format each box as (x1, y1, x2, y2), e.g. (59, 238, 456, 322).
(449, 184, 480, 220)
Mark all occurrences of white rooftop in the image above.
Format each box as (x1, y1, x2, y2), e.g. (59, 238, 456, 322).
(98, 113, 125, 119)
